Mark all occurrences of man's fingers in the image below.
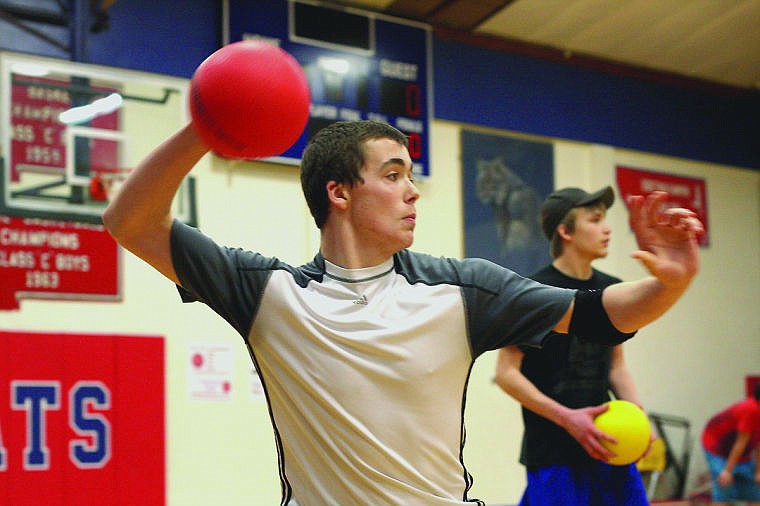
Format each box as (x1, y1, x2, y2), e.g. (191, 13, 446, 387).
(682, 215, 705, 235)
(662, 207, 697, 227)
(644, 191, 668, 226)
(630, 193, 705, 235)
(631, 250, 657, 272)
(627, 195, 644, 228)
(628, 191, 667, 232)
(586, 436, 616, 462)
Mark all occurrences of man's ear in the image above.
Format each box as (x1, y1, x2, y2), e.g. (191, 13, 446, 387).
(557, 223, 572, 240)
(326, 181, 349, 210)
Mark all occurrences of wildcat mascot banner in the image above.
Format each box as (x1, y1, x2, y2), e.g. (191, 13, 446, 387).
(461, 129, 553, 276)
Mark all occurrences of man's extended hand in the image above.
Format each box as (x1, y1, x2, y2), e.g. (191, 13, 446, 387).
(627, 191, 704, 289)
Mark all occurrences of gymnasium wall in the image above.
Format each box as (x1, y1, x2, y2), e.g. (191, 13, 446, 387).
(2, 1, 759, 504)
(4, 115, 757, 503)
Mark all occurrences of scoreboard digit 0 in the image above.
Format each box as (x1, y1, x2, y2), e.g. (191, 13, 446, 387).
(225, 0, 432, 176)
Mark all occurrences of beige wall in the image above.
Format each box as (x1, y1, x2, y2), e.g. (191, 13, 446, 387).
(4, 86, 760, 504)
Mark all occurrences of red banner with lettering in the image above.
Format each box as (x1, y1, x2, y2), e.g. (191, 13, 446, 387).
(10, 75, 119, 181)
(616, 166, 709, 246)
(0, 330, 165, 505)
(0, 215, 120, 310)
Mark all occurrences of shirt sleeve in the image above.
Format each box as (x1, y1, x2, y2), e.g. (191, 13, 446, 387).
(460, 258, 575, 356)
(170, 219, 278, 338)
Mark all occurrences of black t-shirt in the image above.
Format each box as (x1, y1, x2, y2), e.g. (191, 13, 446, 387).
(519, 264, 622, 468)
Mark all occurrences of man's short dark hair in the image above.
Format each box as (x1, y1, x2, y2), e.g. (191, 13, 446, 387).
(300, 121, 408, 229)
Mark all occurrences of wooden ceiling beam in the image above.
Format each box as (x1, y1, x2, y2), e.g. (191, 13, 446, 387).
(386, 0, 515, 30)
(429, 0, 515, 30)
(386, 0, 446, 20)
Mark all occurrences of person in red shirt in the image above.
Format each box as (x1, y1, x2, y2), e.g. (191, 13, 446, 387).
(701, 383, 760, 505)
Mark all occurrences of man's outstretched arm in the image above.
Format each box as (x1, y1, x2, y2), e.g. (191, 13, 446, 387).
(554, 191, 704, 335)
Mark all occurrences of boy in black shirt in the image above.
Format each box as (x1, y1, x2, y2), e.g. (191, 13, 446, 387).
(495, 186, 650, 505)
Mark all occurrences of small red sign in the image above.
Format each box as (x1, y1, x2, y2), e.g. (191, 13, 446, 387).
(616, 166, 709, 246)
(0, 215, 120, 310)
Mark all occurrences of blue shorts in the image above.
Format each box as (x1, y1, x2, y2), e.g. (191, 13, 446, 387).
(704, 450, 760, 502)
(519, 461, 648, 506)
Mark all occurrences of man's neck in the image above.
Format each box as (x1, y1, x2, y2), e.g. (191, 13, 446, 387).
(319, 225, 395, 269)
(552, 254, 594, 280)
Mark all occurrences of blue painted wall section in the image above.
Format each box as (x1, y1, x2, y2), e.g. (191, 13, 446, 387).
(433, 39, 760, 171)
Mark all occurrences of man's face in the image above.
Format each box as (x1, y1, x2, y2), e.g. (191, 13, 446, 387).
(347, 138, 419, 256)
(570, 205, 612, 260)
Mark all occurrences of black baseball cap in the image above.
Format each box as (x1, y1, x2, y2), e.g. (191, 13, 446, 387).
(541, 186, 615, 240)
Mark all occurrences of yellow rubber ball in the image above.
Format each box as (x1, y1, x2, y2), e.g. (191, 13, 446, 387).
(593, 400, 652, 465)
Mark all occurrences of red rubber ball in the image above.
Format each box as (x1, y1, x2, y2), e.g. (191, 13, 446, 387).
(189, 40, 311, 159)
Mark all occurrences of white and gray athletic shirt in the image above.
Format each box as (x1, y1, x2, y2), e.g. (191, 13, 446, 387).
(171, 220, 575, 506)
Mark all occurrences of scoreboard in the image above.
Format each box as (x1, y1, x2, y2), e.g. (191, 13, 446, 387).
(225, 0, 432, 176)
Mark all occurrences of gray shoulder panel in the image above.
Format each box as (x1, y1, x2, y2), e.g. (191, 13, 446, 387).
(170, 220, 322, 337)
(395, 250, 574, 357)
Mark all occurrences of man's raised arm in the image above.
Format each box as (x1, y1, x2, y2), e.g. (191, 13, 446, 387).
(102, 123, 209, 284)
(554, 191, 704, 336)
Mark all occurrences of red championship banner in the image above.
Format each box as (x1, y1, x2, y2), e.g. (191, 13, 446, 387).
(616, 166, 709, 246)
(0, 330, 165, 505)
(0, 215, 120, 310)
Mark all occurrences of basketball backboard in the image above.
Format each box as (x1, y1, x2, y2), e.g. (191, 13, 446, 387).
(0, 51, 196, 225)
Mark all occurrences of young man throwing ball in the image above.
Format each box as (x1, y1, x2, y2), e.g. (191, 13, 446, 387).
(104, 119, 702, 505)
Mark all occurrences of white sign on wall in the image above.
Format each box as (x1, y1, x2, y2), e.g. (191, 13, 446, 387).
(188, 344, 234, 401)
